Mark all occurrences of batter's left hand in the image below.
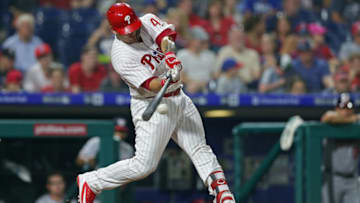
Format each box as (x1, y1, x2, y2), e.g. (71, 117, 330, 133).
(164, 52, 182, 82)
(164, 52, 182, 69)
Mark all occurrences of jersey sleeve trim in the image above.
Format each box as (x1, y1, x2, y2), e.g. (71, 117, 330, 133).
(141, 76, 158, 90)
(155, 28, 177, 49)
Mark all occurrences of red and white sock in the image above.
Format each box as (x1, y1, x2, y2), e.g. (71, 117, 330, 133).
(207, 170, 235, 203)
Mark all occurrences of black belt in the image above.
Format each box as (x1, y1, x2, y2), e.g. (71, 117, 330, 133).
(324, 170, 356, 178)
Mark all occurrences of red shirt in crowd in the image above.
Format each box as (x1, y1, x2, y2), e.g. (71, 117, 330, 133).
(340, 64, 360, 91)
(350, 71, 360, 91)
(245, 36, 262, 54)
(204, 17, 236, 47)
(189, 14, 208, 29)
(68, 62, 107, 92)
(41, 85, 71, 93)
(39, 0, 71, 9)
(313, 44, 334, 60)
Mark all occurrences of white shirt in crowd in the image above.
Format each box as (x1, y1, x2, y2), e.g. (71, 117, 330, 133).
(177, 49, 217, 83)
(24, 62, 68, 92)
(23, 62, 51, 92)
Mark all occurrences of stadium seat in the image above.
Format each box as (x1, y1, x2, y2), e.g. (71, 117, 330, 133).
(324, 21, 351, 54)
(34, 7, 67, 58)
(57, 8, 101, 67)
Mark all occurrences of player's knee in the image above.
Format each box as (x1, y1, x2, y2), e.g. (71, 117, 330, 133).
(138, 164, 157, 178)
(133, 157, 158, 178)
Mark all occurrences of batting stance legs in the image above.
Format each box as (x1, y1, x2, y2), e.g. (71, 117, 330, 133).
(78, 92, 234, 202)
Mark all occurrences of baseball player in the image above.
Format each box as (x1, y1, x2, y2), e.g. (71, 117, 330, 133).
(77, 3, 235, 203)
(321, 93, 360, 203)
(76, 118, 133, 169)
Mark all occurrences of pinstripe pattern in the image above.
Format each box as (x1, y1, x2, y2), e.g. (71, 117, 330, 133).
(80, 13, 229, 198)
(83, 91, 224, 194)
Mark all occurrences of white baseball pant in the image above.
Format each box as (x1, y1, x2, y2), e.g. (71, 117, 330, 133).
(83, 91, 222, 193)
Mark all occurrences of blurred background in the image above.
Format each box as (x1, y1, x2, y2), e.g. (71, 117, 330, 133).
(1, 0, 360, 202)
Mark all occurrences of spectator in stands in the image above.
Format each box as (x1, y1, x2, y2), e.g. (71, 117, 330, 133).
(203, 0, 235, 51)
(178, 26, 217, 94)
(100, 65, 128, 92)
(323, 71, 351, 94)
(2, 14, 42, 72)
(35, 172, 66, 203)
(223, 0, 242, 24)
(0, 48, 16, 88)
(295, 22, 311, 47)
(276, 15, 292, 48)
(166, 8, 190, 49)
(265, 0, 316, 32)
(276, 16, 298, 59)
(330, 0, 360, 24)
(216, 26, 261, 89)
(244, 15, 265, 54)
(216, 58, 247, 94)
(308, 23, 334, 61)
(3, 65, 23, 92)
(77, 118, 133, 168)
(87, 20, 113, 57)
(291, 40, 333, 92)
(97, 0, 116, 15)
(70, 0, 94, 9)
(259, 55, 286, 93)
(278, 0, 315, 29)
(339, 21, 360, 62)
(321, 93, 360, 203)
(261, 34, 277, 62)
(23, 43, 53, 92)
(177, 0, 207, 28)
(141, 0, 160, 16)
(41, 64, 70, 93)
(288, 76, 307, 94)
(68, 46, 107, 93)
(345, 53, 360, 91)
(39, 0, 71, 10)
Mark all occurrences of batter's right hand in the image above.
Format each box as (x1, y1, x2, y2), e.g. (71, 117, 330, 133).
(167, 68, 180, 83)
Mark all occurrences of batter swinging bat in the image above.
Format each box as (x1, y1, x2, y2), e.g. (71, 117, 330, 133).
(141, 36, 176, 121)
(142, 75, 172, 121)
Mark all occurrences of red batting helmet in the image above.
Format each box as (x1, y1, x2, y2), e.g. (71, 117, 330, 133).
(107, 3, 142, 35)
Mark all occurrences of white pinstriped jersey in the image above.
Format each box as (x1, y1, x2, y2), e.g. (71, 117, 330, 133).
(111, 13, 181, 98)
(80, 8, 232, 202)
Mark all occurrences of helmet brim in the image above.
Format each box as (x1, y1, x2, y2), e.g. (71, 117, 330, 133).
(114, 18, 142, 35)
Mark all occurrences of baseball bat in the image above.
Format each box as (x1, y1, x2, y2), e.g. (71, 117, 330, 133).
(142, 75, 172, 121)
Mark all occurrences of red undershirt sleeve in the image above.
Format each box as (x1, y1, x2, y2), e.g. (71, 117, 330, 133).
(141, 76, 158, 90)
(155, 28, 177, 49)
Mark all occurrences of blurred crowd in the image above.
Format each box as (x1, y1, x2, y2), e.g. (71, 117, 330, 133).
(1, 0, 360, 95)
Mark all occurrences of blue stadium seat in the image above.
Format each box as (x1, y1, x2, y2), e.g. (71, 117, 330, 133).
(324, 21, 351, 54)
(0, 11, 14, 38)
(57, 8, 101, 67)
(0, 0, 10, 13)
(34, 7, 67, 58)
